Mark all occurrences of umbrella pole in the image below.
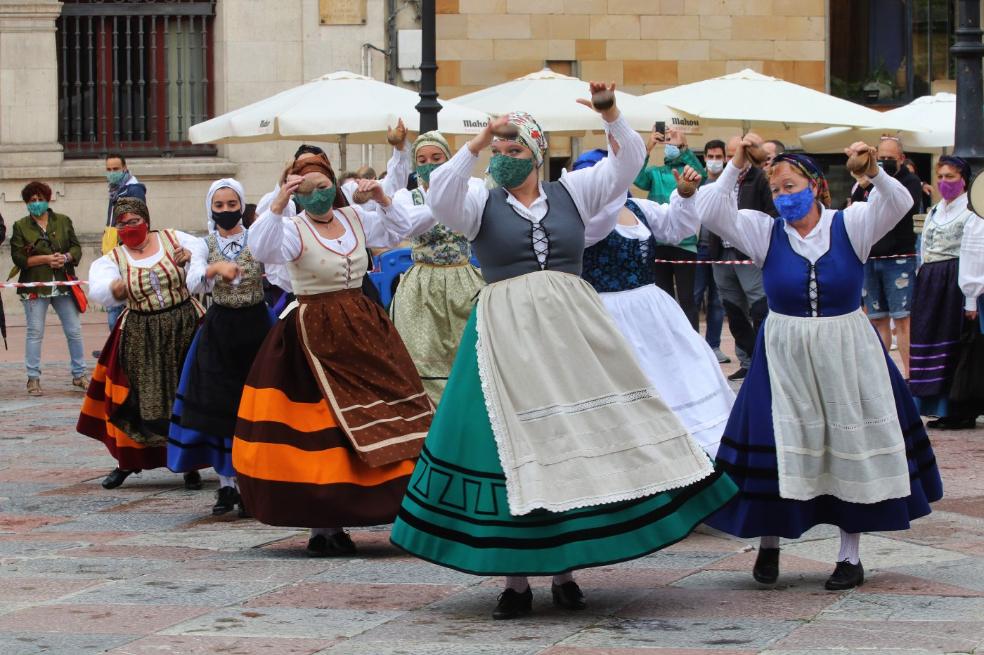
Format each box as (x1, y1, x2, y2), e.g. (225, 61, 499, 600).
(340, 135, 348, 170)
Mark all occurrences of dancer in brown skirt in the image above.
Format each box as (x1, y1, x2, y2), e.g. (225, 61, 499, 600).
(238, 151, 434, 556)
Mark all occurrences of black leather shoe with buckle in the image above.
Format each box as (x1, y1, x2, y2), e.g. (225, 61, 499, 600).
(824, 560, 864, 590)
(492, 587, 533, 620)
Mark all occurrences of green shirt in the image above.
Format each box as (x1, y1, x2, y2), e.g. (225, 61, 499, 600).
(633, 147, 707, 252)
(9, 212, 83, 297)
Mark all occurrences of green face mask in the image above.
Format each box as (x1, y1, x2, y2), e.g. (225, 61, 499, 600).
(294, 186, 337, 216)
(415, 162, 442, 185)
(489, 154, 535, 189)
(27, 201, 49, 217)
(106, 171, 127, 186)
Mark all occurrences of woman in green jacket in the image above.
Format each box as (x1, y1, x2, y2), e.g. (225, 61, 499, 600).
(634, 126, 706, 330)
(9, 181, 87, 396)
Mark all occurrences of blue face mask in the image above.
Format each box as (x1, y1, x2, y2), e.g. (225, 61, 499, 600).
(773, 186, 816, 222)
(664, 144, 681, 160)
(27, 201, 48, 217)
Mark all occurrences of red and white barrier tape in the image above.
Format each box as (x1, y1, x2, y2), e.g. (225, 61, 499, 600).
(0, 280, 87, 289)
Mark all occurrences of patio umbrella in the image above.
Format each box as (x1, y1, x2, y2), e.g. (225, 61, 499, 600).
(449, 68, 694, 135)
(188, 71, 490, 166)
(643, 68, 919, 133)
(799, 93, 958, 154)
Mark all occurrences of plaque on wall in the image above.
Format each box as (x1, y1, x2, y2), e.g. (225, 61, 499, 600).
(319, 0, 367, 25)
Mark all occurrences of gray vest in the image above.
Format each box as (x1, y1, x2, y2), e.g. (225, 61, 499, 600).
(472, 181, 584, 284)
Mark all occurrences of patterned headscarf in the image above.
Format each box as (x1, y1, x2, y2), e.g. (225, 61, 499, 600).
(770, 153, 832, 208)
(113, 197, 150, 224)
(412, 131, 451, 161)
(938, 155, 972, 184)
(205, 178, 245, 232)
(494, 111, 547, 167)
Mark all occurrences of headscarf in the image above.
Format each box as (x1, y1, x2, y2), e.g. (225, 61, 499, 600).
(938, 155, 972, 184)
(494, 111, 547, 167)
(205, 178, 246, 232)
(572, 148, 608, 171)
(770, 153, 832, 208)
(412, 131, 452, 161)
(290, 153, 349, 209)
(113, 197, 150, 225)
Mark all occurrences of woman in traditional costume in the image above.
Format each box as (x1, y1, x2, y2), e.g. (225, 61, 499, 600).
(574, 150, 735, 458)
(237, 152, 434, 557)
(168, 179, 274, 517)
(390, 83, 737, 620)
(79, 198, 207, 491)
(695, 142, 943, 591)
(909, 156, 984, 429)
(390, 131, 485, 404)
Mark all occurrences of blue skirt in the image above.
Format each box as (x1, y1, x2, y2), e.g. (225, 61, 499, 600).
(168, 302, 274, 477)
(707, 326, 943, 539)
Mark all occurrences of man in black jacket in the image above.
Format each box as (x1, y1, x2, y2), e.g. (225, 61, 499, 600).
(853, 136, 921, 378)
(705, 135, 776, 380)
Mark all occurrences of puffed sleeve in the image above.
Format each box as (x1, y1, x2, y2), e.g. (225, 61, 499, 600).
(693, 162, 774, 265)
(351, 199, 413, 249)
(88, 254, 124, 308)
(631, 191, 701, 245)
(842, 170, 916, 261)
(393, 188, 438, 239)
(427, 146, 489, 240)
(959, 214, 984, 311)
(247, 208, 302, 265)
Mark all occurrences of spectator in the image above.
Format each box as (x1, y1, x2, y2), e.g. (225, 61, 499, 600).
(634, 125, 707, 330)
(903, 158, 933, 213)
(853, 136, 921, 378)
(0, 210, 6, 349)
(706, 135, 775, 380)
(695, 139, 729, 363)
(9, 181, 86, 396)
(762, 139, 785, 174)
(242, 202, 258, 229)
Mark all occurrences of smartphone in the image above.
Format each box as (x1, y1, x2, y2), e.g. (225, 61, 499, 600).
(653, 121, 666, 137)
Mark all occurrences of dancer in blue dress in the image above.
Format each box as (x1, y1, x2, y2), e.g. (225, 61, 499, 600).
(695, 140, 943, 591)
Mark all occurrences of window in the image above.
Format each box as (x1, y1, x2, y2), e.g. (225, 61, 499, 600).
(830, 0, 955, 106)
(56, 0, 216, 158)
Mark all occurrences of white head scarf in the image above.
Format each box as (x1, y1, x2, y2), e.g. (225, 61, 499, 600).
(205, 178, 246, 232)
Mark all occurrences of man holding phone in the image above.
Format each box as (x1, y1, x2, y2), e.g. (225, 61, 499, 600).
(633, 122, 707, 330)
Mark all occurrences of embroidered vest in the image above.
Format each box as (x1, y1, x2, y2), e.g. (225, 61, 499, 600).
(287, 208, 369, 295)
(409, 188, 472, 266)
(111, 229, 191, 312)
(205, 233, 265, 308)
(923, 202, 972, 264)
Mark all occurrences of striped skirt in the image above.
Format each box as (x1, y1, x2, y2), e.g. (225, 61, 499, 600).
(233, 291, 430, 528)
(78, 300, 201, 470)
(910, 258, 965, 411)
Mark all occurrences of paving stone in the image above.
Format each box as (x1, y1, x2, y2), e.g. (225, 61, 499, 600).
(61, 544, 216, 560)
(104, 635, 333, 655)
(0, 632, 136, 655)
(620, 587, 839, 620)
(60, 577, 284, 606)
(523, 566, 697, 590)
(244, 582, 465, 611)
(818, 593, 984, 622)
(110, 527, 300, 551)
(161, 606, 402, 639)
(146, 558, 336, 583)
(0, 538, 86, 557)
(705, 550, 834, 574)
(542, 649, 757, 655)
(0, 556, 171, 579)
(0, 494, 130, 515)
(888, 556, 984, 593)
(671, 569, 830, 592)
(310, 559, 487, 586)
(860, 569, 984, 597)
(612, 550, 733, 570)
(36, 511, 203, 533)
(558, 617, 802, 650)
(780, 533, 969, 568)
(0, 577, 105, 602)
(773, 619, 984, 652)
(0, 604, 210, 634)
(0, 513, 72, 533)
(321, 641, 542, 654)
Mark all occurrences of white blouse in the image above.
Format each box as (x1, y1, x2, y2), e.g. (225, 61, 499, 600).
(958, 212, 984, 311)
(694, 161, 914, 266)
(393, 186, 439, 239)
(88, 231, 208, 308)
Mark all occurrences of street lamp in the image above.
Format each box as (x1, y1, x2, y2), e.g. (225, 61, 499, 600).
(416, 0, 440, 132)
(951, 0, 984, 171)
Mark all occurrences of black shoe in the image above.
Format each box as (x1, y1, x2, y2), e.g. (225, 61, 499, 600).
(237, 500, 251, 519)
(212, 486, 239, 515)
(183, 471, 203, 490)
(728, 367, 748, 381)
(492, 587, 533, 620)
(928, 416, 977, 430)
(824, 560, 864, 590)
(752, 547, 780, 584)
(551, 581, 586, 610)
(306, 535, 329, 557)
(306, 531, 358, 557)
(102, 468, 139, 489)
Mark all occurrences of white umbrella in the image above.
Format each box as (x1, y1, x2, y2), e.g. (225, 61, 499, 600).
(799, 93, 958, 154)
(643, 68, 919, 132)
(188, 71, 490, 146)
(449, 68, 694, 135)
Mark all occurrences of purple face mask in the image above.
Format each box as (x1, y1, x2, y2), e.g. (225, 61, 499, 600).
(938, 178, 966, 202)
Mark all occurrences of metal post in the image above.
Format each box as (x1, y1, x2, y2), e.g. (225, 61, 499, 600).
(415, 0, 440, 132)
(951, 0, 984, 171)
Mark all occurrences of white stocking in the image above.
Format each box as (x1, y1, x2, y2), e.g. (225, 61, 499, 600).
(837, 530, 861, 565)
(504, 576, 529, 592)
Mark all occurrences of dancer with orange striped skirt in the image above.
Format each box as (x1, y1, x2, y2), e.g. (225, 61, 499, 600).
(78, 197, 207, 491)
(237, 151, 434, 557)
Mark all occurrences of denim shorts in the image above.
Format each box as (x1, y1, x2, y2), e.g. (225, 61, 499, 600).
(862, 257, 917, 319)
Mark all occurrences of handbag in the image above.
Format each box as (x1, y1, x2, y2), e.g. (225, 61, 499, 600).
(65, 268, 88, 313)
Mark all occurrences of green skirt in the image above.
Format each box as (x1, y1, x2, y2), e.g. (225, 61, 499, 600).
(390, 308, 738, 576)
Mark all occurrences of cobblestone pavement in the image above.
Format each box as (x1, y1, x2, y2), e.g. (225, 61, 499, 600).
(0, 320, 983, 654)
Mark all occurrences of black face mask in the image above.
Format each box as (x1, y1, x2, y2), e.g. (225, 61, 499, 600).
(879, 158, 899, 176)
(212, 209, 243, 231)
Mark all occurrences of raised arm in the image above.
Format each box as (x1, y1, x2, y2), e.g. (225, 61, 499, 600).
(426, 145, 488, 240)
(693, 161, 775, 265)
(381, 144, 412, 198)
(842, 168, 915, 261)
(393, 188, 438, 239)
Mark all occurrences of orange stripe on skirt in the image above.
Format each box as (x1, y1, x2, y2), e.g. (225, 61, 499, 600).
(232, 438, 415, 486)
(238, 385, 337, 433)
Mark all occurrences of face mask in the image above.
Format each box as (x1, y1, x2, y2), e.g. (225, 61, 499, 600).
(773, 186, 816, 222)
(938, 178, 966, 202)
(878, 159, 898, 176)
(664, 144, 681, 160)
(489, 154, 534, 189)
(294, 186, 336, 216)
(415, 162, 442, 185)
(118, 222, 150, 249)
(106, 171, 127, 186)
(212, 209, 243, 231)
(706, 160, 724, 175)
(27, 201, 48, 217)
